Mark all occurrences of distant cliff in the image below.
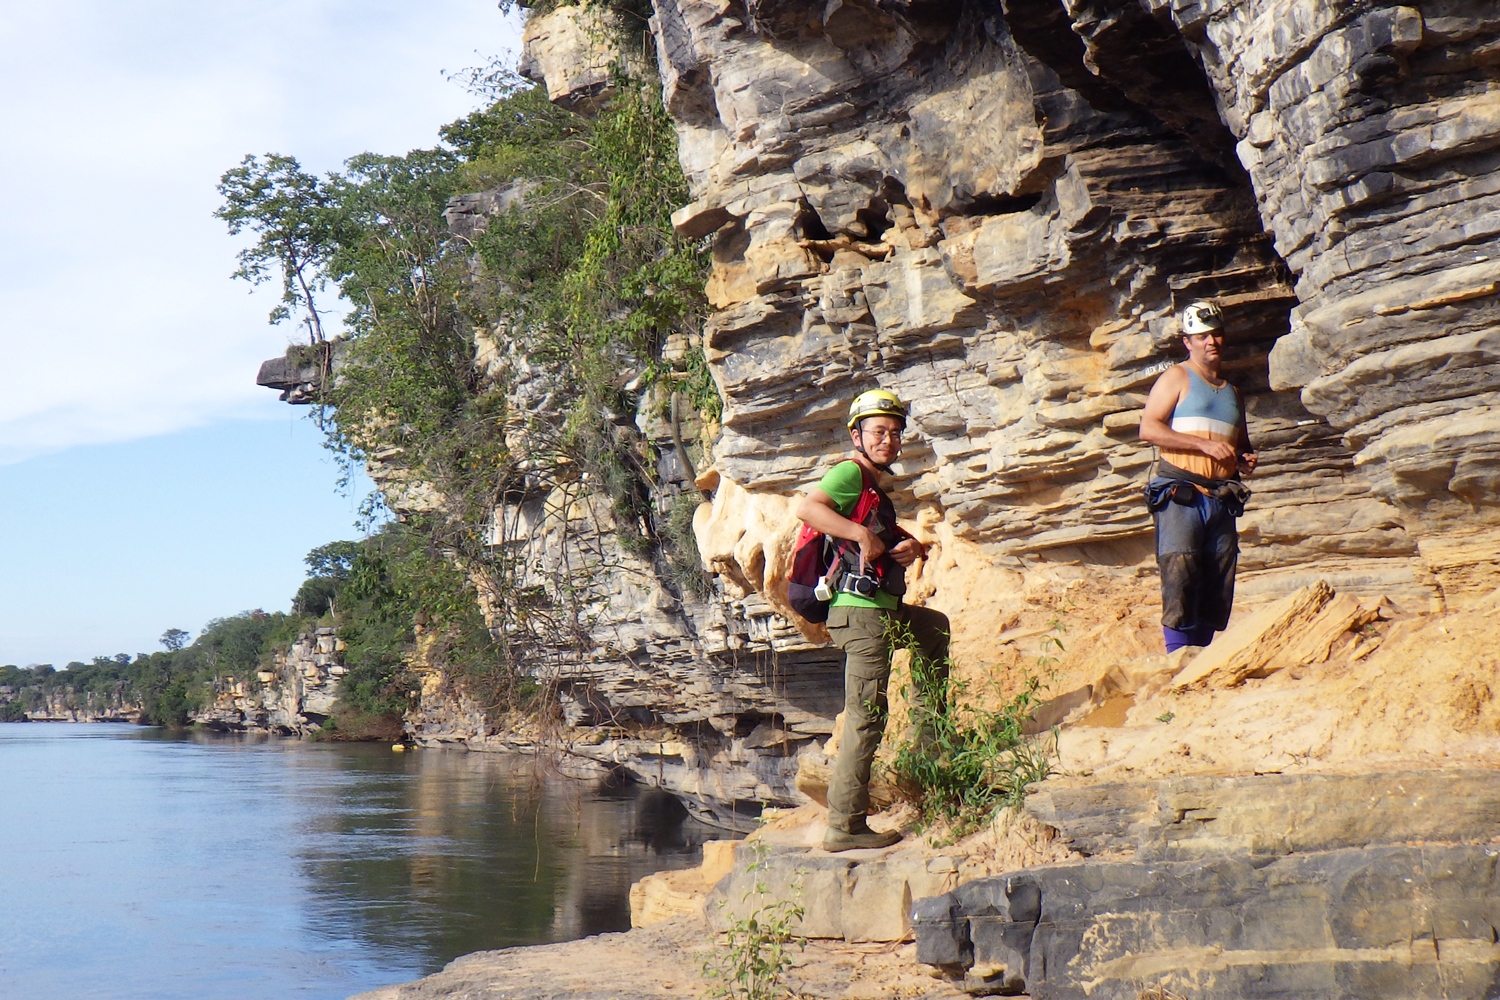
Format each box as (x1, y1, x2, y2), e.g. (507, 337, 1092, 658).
(191, 627, 349, 736)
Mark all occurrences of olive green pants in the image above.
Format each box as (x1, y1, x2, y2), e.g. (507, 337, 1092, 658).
(825, 602, 950, 834)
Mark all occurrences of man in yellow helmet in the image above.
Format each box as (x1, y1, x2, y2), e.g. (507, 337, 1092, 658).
(794, 389, 949, 851)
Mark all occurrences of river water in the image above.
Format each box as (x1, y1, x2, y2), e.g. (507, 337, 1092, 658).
(0, 723, 713, 1000)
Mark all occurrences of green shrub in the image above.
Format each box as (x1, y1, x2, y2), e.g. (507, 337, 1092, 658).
(703, 840, 805, 1000)
(885, 620, 1058, 838)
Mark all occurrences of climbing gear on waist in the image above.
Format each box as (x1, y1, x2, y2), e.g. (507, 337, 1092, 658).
(1147, 459, 1251, 517)
(837, 570, 883, 599)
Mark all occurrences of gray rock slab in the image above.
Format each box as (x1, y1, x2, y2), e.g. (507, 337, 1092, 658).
(916, 844, 1500, 999)
(1026, 768, 1500, 859)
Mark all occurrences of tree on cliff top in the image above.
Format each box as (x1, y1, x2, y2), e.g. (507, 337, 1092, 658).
(215, 53, 713, 718)
(216, 154, 349, 344)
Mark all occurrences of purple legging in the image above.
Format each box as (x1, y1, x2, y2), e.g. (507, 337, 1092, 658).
(1163, 624, 1215, 652)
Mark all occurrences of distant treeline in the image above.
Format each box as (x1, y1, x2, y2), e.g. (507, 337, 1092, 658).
(0, 524, 487, 732)
(0, 612, 308, 726)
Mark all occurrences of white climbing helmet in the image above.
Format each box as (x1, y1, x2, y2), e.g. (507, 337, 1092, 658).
(1181, 300, 1224, 336)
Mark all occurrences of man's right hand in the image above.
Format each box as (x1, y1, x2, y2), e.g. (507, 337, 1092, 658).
(1198, 439, 1238, 463)
(857, 526, 886, 566)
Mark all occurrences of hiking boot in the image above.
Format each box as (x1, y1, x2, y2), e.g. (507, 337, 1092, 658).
(822, 826, 902, 852)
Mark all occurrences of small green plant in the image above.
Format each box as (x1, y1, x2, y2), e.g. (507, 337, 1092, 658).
(703, 840, 805, 1000)
(1156, 711, 1175, 723)
(1035, 601, 1073, 675)
(886, 620, 1058, 837)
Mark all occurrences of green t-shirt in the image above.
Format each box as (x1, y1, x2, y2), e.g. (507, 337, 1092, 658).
(814, 460, 899, 611)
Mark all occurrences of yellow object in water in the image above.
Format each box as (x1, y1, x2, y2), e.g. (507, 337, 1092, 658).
(391, 744, 406, 752)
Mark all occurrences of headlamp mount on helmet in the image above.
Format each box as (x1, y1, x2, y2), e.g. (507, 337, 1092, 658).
(1180, 300, 1224, 337)
(846, 389, 908, 430)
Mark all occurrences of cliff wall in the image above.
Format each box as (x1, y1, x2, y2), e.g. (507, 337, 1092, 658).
(15, 691, 141, 723)
(650, 0, 1500, 620)
(258, 0, 1500, 826)
(193, 627, 345, 735)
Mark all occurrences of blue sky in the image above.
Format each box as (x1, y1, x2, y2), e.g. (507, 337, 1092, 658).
(0, 0, 523, 665)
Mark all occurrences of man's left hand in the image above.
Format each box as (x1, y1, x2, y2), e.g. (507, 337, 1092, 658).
(1238, 451, 1259, 475)
(889, 538, 926, 566)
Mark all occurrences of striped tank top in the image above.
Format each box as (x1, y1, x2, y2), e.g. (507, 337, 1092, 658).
(1161, 364, 1241, 481)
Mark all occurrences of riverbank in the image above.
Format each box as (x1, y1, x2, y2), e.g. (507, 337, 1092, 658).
(347, 796, 1071, 999)
(349, 916, 968, 1000)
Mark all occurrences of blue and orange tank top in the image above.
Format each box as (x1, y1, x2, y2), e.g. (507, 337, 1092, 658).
(1160, 365, 1241, 481)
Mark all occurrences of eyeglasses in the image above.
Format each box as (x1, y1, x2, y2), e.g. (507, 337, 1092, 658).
(860, 428, 903, 442)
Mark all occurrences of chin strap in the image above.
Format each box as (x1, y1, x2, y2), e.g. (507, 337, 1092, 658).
(855, 445, 894, 474)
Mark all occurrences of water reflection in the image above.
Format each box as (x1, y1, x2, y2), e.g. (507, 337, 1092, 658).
(291, 744, 711, 970)
(0, 724, 712, 1000)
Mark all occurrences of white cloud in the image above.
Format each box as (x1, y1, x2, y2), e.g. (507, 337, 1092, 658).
(0, 0, 522, 465)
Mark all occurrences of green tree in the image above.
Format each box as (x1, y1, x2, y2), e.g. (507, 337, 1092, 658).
(215, 154, 347, 342)
(160, 628, 189, 652)
(216, 52, 714, 724)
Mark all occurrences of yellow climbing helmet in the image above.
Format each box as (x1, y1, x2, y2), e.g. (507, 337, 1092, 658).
(846, 388, 908, 430)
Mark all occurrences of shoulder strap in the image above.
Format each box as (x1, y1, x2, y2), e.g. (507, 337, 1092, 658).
(850, 465, 881, 525)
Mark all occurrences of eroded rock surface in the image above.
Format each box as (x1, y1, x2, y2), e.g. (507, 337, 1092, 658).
(637, 0, 1500, 618)
(193, 627, 345, 734)
(264, 0, 1500, 831)
(916, 844, 1500, 999)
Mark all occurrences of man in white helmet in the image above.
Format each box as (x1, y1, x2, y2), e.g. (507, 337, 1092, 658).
(794, 388, 948, 851)
(1138, 302, 1258, 652)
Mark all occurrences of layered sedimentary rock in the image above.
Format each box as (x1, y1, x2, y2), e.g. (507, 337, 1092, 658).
(193, 627, 344, 734)
(260, 0, 1500, 825)
(916, 769, 1500, 998)
(646, 0, 1500, 612)
(15, 692, 140, 723)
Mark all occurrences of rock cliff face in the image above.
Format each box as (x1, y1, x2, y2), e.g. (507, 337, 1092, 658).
(260, 0, 1500, 827)
(18, 693, 140, 723)
(193, 627, 345, 735)
(646, 0, 1500, 619)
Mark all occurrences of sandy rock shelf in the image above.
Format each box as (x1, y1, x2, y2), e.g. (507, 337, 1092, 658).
(347, 917, 970, 1000)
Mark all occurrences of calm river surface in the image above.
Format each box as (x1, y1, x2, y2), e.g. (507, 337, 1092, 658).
(0, 723, 713, 1000)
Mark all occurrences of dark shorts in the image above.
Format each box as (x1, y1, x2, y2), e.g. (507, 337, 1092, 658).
(1151, 478, 1239, 632)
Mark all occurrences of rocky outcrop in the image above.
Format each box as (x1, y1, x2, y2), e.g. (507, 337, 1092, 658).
(917, 843, 1500, 999)
(260, 0, 1500, 828)
(709, 842, 962, 942)
(518, 4, 647, 112)
(916, 769, 1500, 998)
(193, 627, 344, 734)
(255, 342, 338, 404)
(18, 692, 140, 723)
